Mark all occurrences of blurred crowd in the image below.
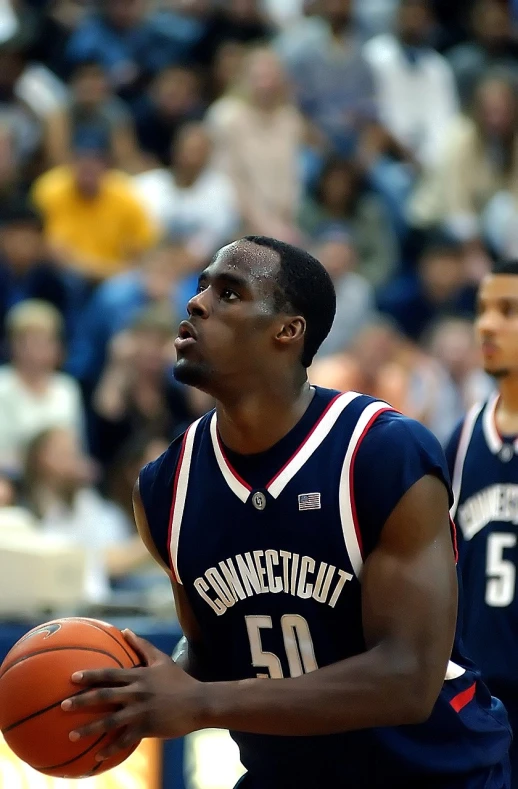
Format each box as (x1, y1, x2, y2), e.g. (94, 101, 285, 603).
(0, 0, 513, 608)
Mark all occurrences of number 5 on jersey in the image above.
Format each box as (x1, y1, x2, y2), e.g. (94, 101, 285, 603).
(246, 614, 318, 678)
(486, 532, 518, 607)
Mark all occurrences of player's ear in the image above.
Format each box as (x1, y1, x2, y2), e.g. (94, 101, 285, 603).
(276, 316, 306, 346)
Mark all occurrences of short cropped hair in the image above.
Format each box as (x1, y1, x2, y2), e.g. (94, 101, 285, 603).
(244, 236, 336, 368)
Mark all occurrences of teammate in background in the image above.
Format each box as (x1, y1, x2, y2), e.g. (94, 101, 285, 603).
(63, 237, 510, 788)
(445, 260, 518, 787)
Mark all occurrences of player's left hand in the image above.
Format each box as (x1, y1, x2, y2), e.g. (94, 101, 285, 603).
(61, 630, 204, 761)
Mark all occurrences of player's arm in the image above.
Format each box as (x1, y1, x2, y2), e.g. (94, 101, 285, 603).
(197, 473, 457, 734)
(133, 481, 211, 681)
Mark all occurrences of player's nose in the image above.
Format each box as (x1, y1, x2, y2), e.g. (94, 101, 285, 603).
(187, 289, 210, 319)
(477, 309, 501, 334)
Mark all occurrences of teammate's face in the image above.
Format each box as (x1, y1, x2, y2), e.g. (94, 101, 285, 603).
(476, 274, 518, 378)
(173, 242, 299, 393)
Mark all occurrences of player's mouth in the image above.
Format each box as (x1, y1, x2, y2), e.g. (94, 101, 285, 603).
(175, 320, 198, 351)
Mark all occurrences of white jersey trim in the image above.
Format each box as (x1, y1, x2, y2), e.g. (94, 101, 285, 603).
(450, 402, 485, 520)
(267, 391, 361, 499)
(169, 417, 202, 585)
(481, 391, 518, 457)
(482, 392, 502, 456)
(445, 660, 466, 680)
(209, 391, 362, 503)
(210, 413, 250, 503)
(339, 400, 392, 579)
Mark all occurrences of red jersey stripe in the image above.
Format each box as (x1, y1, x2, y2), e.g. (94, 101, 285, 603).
(349, 407, 394, 559)
(450, 682, 476, 713)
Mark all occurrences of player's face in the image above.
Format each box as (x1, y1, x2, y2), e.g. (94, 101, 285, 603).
(476, 274, 518, 378)
(173, 242, 288, 393)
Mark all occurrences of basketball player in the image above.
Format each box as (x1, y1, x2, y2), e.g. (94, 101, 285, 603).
(63, 238, 511, 788)
(444, 261, 518, 787)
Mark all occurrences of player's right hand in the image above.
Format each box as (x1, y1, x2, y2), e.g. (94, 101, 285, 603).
(61, 630, 207, 759)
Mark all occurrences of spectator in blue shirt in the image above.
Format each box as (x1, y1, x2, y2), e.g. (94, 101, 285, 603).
(378, 234, 477, 341)
(65, 0, 204, 107)
(448, 1, 518, 108)
(276, 0, 377, 157)
(0, 197, 83, 361)
(133, 65, 206, 168)
(193, 0, 274, 68)
(66, 241, 197, 387)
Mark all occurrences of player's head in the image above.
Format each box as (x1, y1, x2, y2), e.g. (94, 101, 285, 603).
(173, 237, 336, 396)
(476, 260, 518, 379)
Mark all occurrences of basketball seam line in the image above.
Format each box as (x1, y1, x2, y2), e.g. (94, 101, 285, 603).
(2, 687, 93, 733)
(70, 620, 140, 667)
(0, 646, 125, 681)
(35, 732, 109, 772)
(87, 758, 107, 777)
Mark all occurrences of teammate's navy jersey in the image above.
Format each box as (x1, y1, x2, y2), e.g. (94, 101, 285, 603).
(140, 387, 510, 789)
(446, 392, 518, 691)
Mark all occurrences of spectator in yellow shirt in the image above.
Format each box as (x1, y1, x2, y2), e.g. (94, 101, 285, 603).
(32, 139, 159, 282)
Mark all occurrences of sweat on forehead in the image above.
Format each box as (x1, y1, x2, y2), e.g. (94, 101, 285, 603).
(212, 240, 281, 279)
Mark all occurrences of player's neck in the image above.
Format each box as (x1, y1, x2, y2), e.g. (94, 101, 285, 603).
(496, 377, 518, 435)
(215, 380, 314, 455)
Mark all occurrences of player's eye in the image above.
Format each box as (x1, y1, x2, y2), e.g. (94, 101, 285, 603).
(196, 283, 207, 295)
(500, 302, 514, 317)
(220, 288, 239, 302)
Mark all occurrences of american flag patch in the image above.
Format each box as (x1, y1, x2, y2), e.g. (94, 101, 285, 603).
(298, 493, 321, 511)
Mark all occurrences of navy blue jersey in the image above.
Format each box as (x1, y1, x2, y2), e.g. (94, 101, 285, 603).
(447, 393, 518, 691)
(140, 387, 510, 789)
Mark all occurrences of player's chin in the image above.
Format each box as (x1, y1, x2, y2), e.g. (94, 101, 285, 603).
(173, 357, 212, 389)
(486, 364, 511, 379)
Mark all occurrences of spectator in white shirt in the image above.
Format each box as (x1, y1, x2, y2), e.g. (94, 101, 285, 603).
(133, 122, 240, 266)
(0, 300, 84, 474)
(207, 46, 305, 245)
(22, 426, 148, 604)
(363, 0, 459, 171)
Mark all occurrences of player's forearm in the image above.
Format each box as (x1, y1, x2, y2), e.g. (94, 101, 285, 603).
(198, 644, 436, 736)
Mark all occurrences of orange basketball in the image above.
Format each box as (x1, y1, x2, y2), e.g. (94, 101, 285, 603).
(0, 617, 142, 778)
